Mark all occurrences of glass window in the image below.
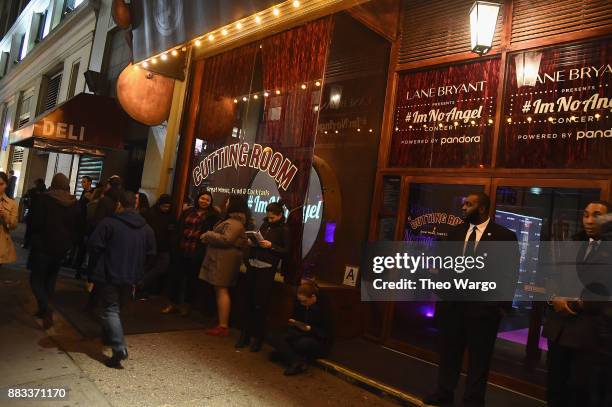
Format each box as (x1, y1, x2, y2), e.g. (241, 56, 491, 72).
(376, 176, 401, 241)
(305, 13, 390, 283)
(391, 182, 485, 348)
(491, 185, 601, 386)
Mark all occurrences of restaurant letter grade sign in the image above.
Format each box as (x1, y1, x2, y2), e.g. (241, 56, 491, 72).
(390, 58, 500, 168)
(500, 39, 611, 168)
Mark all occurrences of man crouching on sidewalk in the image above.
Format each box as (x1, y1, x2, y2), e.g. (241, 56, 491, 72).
(89, 190, 156, 368)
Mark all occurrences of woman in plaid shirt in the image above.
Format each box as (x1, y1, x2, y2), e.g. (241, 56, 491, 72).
(162, 191, 220, 315)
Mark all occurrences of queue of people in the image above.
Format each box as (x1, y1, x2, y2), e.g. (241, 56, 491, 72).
(5, 174, 325, 373)
(1, 174, 607, 399)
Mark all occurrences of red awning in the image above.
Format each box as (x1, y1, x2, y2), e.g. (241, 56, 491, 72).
(10, 93, 127, 156)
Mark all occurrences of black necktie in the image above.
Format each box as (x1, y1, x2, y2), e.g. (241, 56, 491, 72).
(465, 226, 477, 255)
(583, 240, 599, 261)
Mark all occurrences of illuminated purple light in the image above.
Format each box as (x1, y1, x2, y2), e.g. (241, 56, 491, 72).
(422, 305, 435, 318)
(324, 222, 336, 243)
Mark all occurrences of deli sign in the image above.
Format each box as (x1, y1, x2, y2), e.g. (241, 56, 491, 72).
(10, 93, 126, 154)
(40, 120, 85, 141)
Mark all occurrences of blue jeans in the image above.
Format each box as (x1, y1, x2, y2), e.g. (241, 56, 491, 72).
(99, 284, 131, 353)
(29, 250, 64, 314)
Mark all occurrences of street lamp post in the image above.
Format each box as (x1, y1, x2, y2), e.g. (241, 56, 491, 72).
(469, 1, 502, 55)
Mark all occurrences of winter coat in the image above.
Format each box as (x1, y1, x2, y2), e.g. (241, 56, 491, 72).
(29, 190, 81, 256)
(0, 194, 18, 264)
(249, 219, 289, 269)
(289, 292, 334, 353)
(88, 210, 156, 285)
(177, 207, 220, 260)
(143, 205, 177, 253)
(199, 213, 248, 287)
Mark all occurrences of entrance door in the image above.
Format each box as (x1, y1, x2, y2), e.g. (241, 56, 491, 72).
(487, 178, 609, 392)
(383, 176, 490, 356)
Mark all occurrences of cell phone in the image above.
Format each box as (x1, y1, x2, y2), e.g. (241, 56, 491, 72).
(288, 319, 308, 331)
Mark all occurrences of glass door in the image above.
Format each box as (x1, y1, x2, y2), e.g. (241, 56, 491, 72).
(489, 179, 609, 388)
(386, 177, 490, 352)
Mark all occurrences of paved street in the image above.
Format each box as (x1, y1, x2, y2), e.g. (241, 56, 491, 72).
(0, 262, 394, 407)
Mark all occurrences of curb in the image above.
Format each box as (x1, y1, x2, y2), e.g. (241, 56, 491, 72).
(315, 358, 425, 406)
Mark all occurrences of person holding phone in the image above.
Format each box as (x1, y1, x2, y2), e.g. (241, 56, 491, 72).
(268, 280, 333, 376)
(235, 201, 289, 352)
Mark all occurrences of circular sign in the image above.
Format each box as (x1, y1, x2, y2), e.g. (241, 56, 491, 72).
(248, 167, 323, 258)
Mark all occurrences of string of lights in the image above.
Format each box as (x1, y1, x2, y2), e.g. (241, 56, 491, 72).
(230, 79, 324, 104)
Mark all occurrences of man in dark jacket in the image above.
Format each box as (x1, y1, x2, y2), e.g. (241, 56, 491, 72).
(425, 192, 519, 407)
(28, 173, 81, 329)
(543, 200, 611, 407)
(73, 176, 95, 278)
(22, 178, 46, 248)
(89, 191, 155, 368)
(139, 194, 176, 298)
(6, 169, 17, 198)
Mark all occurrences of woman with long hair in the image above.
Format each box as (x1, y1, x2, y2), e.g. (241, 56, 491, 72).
(163, 190, 220, 315)
(199, 194, 250, 336)
(0, 172, 18, 266)
(236, 200, 289, 351)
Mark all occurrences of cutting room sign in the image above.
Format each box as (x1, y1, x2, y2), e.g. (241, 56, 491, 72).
(192, 142, 298, 191)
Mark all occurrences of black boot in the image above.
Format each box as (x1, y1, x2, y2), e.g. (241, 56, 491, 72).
(105, 349, 128, 369)
(234, 330, 250, 348)
(249, 337, 263, 352)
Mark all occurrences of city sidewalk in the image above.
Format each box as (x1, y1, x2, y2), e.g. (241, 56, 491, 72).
(0, 264, 393, 407)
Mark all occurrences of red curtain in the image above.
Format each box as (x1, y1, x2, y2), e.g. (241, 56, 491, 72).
(258, 17, 334, 283)
(183, 18, 334, 284)
(195, 44, 259, 143)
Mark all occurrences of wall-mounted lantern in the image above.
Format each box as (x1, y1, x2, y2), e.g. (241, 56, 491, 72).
(469, 1, 502, 55)
(514, 51, 542, 87)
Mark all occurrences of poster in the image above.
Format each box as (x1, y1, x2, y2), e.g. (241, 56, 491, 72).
(131, 0, 275, 62)
(390, 58, 500, 168)
(499, 39, 612, 168)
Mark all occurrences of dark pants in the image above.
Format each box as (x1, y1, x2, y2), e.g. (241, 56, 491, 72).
(547, 341, 605, 407)
(72, 238, 88, 273)
(170, 254, 202, 305)
(29, 251, 64, 315)
(242, 265, 276, 342)
(268, 329, 325, 366)
(98, 283, 132, 353)
(141, 252, 171, 294)
(436, 311, 500, 406)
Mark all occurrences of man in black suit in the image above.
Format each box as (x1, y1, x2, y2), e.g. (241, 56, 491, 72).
(543, 200, 611, 407)
(424, 192, 519, 407)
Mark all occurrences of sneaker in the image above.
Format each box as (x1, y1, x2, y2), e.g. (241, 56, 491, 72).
(104, 349, 128, 369)
(161, 305, 178, 314)
(205, 326, 229, 337)
(283, 362, 308, 376)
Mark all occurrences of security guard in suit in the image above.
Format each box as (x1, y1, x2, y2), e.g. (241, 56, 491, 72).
(424, 193, 520, 407)
(544, 201, 612, 407)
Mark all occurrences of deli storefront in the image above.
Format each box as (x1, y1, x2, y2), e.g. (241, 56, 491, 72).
(132, 0, 612, 399)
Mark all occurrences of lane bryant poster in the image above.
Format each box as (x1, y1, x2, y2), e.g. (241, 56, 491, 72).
(499, 39, 612, 168)
(390, 58, 500, 168)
